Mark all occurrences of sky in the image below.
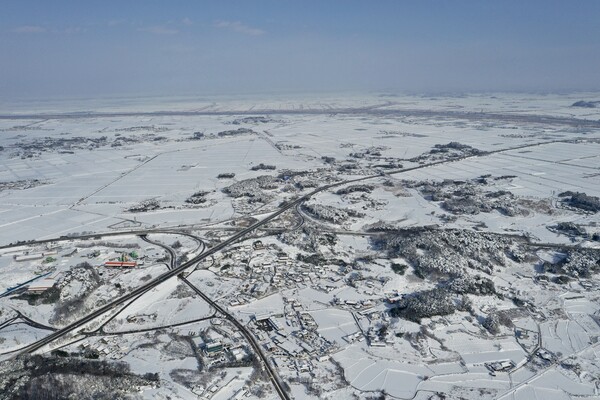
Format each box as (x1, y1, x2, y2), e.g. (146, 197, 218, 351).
(1, 0, 600, 100)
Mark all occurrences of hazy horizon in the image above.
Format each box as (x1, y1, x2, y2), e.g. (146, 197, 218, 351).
(2, 1, 600, 100)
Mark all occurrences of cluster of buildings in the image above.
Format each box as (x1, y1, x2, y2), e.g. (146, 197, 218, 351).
(78, 337, 130, 360)
(26, 277, 58, 294)
(3, 241, 161, 297)
(0, 245, 61, 295)
(486, 360, 515, 375)
(247, 298, 338, 376)
(193, 322, 250, 366)
(212, 240, 389, 314)
(332, 297, 376, 311)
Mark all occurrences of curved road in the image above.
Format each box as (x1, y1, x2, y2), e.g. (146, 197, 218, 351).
(12, 137, 594, 399)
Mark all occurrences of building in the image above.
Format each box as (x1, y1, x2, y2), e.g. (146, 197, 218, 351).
(27, 278, 56, 293)
(205, 340, 224, 356)
(267, 317, 282, 331)
(14, 250, 57, 262)
(104, 261, 137, 268)
(487, 360, 514, 372)
(231, 348, 246, 361)
(14, 253, 44, 262)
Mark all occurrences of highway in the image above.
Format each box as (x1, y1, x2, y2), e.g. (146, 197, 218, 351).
(15, 183, 325, 398)
(0, 229, 204, 251)
(12, 136, 593, 398)
(14, 136, 586, 355)
(81, 234, 211, 334)
(0, 136, 586, 253)
(139, 222, 289, 398)
(103, 234, 290, 397)
(178, 275, 291, 400)
(16, 187, 316, 355)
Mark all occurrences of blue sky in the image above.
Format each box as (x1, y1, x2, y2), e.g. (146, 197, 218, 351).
(1, 1, 599, 99)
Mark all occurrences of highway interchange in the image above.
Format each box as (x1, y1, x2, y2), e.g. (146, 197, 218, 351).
(3, 135, 596, 399)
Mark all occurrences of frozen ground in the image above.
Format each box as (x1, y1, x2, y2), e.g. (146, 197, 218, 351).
(1, 93, 599, 399)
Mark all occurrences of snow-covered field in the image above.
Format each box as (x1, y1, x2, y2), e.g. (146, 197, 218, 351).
(1, 93, 600, 399)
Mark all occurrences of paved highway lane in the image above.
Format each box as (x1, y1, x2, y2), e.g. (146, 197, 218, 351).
(12, 137, 593, 399)
(15, 188, 315, 398)
(14, 137, 584, 357)
(136, 235, 290, 397)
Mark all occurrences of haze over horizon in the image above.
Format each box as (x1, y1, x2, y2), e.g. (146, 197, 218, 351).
(2, 0, 600, 100)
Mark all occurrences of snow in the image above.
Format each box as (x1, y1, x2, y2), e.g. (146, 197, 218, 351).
(2, 93, 600, 399)
(0, 323, 50, 352)
(334, 344, 430, 399)
(104, 276, 213, 333)
(233, 293, 285, 320)
(310, 308, 360, 345)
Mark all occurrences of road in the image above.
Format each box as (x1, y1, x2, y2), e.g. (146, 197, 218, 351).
(15, 183, 324, 397)
(82, 234, 209, 335)
(139, 234, 181, 270)
(91, 315, 216, 336)
(142, 219, 291, 399)
(179, 275, 291, 400)
(497, 340, 600, 399)
(14, 137, 587, 356)
(12, 136, 594, 398)
(140, 229, 291, 399)
(0, 229, 206, 251)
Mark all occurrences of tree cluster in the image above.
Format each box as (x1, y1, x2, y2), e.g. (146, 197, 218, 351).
(571, 100, 598, 108)
(217, 127, 255, 137)
(372, 227, 513, 279)
(222, 175, 279, 200)
(559, 191, 600, 212)
(549, 222, 588, 238)
(410, 142, 485, 163)
(231, 116, 272, 124)
(302, 203, 364, 224)
(336, 184, 374, 195)
(185, 190, 209, 204)
(541, 249, 600, 278)
(128, 199, 160, 213)
(446, 275, 495, 296)
(0, 355, 158, 400)
(389, 289, 460, 323)
(250, 163, 276, 171)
